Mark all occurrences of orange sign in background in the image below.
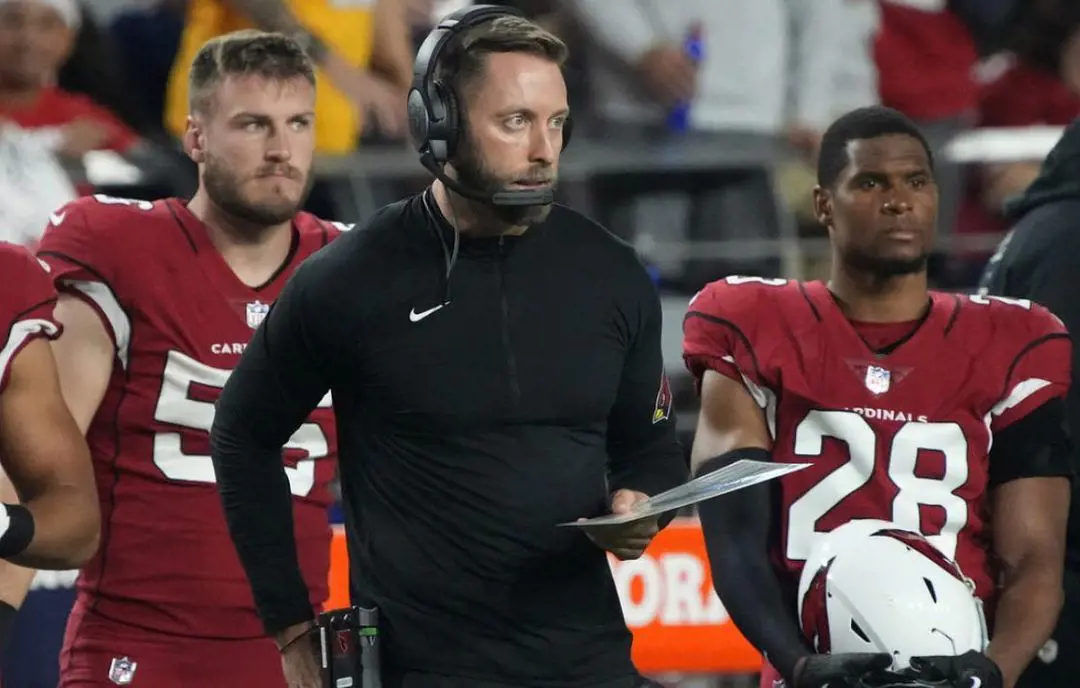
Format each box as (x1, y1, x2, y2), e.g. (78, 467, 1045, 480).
(327, 518, 762, 674)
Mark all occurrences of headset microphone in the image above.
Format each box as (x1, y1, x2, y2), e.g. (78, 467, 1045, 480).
(417, 154, 555, 207)
(407, 4, 570, 209)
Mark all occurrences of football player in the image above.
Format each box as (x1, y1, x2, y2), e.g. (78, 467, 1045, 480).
(0, 31, 345, 687)
(683, 106, 1072, 688)
(0, 243, 99, 648)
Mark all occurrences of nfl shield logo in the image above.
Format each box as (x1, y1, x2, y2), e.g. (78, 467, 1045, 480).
(864, 365, 891, 395)
(246, 300, 269, 329)
(108, 656, 137, 685)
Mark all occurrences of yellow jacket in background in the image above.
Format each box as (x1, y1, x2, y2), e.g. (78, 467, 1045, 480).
(165, 0, 375, 154)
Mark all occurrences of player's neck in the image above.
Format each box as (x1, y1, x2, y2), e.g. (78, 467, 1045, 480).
(432, 181, 527, 237)
(828, 269, 929, 323)
(187, 190, 296, 288)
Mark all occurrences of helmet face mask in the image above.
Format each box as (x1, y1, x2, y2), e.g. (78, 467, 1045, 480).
(797, 521, 989, 673)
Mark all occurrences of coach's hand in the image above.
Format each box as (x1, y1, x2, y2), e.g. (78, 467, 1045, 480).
(909, 651, 1003, 688)
(791, 652, 893, 687)
(579, 489, 659, 560)
(278, 621, 323, 688)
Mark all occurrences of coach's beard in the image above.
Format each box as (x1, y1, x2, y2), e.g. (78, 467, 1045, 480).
(454, 140, 554, 228)
(203, 155, 314, 231)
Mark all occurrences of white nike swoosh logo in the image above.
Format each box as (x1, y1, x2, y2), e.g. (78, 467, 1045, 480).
(409, 303, 446, 322)
(49, 211, 66, 226)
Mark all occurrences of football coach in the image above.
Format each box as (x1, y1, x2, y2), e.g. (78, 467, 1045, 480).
(209, 6, 688, 688)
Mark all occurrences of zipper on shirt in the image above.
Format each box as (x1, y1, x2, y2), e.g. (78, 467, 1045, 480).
(497, 236, 521, 405)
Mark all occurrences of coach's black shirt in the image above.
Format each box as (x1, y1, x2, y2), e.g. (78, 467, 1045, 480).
(210, 191, 687, 686)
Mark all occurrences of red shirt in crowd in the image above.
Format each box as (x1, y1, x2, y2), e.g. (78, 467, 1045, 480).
(0, 86, 137, 153)
(875, 1, 980, 120)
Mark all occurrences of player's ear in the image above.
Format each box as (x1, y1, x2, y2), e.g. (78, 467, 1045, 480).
(812, 185, 832, 227)
(184, 116, 206, 163)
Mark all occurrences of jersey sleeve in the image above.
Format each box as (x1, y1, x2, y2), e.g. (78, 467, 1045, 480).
(988, 302, 1072, 433)
(682, 278, 773, 390)
(36, 197, 133, 367)
(0, 244, 62, 393)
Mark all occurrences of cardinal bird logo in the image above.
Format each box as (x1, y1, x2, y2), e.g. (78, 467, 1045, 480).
(653, 373, 673, 424)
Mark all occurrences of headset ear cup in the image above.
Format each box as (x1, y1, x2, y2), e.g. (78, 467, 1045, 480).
(561, 115, 573, 151)
(439, 82, 461, 161)
(421, 80, 457, 165)
(406, 88, 430, 154)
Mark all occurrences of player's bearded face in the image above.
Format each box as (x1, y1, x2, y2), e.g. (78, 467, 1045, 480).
(203, 150, 314, 228)
(199, 75, 316, 229)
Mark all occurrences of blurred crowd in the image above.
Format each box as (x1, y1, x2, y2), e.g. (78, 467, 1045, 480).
(1, 0, 1079, 291)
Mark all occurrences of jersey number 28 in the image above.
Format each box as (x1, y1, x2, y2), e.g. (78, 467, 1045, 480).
(152, 350, 330, 496)
(786, 409, 969, 562)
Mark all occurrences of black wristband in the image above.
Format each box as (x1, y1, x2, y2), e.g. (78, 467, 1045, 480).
(0, 601, 17, 653)
(0, 504, 35, 559)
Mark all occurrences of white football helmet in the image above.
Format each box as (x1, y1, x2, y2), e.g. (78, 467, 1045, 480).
(797, 520, 989, 671)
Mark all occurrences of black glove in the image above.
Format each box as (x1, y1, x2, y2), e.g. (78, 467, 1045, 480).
(909, 651, 1003, 688)
(792, 653, 894, 688)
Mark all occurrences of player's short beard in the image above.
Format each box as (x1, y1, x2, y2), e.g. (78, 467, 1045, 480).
(453, 137, 554, 227)
(843, 245, 929, 279)
(202, 152, 313, 231)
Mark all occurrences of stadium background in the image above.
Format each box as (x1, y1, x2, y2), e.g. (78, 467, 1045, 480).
(1, 0, 1079, 686)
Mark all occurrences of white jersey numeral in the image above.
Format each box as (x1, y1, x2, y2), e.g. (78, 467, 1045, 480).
(724, 276, 788, 287)
(92, 194, 154, 211)
(969, 293, 1031, 310)
(786, 410, 969, 562)
(152, 350, 328, 496)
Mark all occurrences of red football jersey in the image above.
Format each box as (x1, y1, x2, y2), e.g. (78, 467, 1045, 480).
(0, 242, 62, 393)
(683, 277, 1071, 602)
(37, 194, 343, 638)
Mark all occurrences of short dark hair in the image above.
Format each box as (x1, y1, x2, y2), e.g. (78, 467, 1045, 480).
(817, 106, 935, 188)
(435, 15, 568, 98)
(189, 30, 316, 116)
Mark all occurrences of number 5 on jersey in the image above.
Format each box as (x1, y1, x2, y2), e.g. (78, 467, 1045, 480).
(153, 350, 332, 496)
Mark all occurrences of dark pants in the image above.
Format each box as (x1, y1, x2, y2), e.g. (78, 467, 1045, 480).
(1015, 570, 1080, 688)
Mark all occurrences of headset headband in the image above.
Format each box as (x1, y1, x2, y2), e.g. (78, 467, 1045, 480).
(410, 4, 524, 125)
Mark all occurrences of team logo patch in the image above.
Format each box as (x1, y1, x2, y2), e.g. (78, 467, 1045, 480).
(652, 373, 672, 424)
(864, 365, 891, 395)
(246, 300, 270, 329)
(108, 656, 137, 685)
(846, 360, 912, 396)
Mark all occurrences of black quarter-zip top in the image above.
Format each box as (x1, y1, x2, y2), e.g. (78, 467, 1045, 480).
(210, 189, 688, 686)
(496, 234, 521, 405)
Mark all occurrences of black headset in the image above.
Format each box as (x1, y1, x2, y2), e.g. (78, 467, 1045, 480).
(406, 4, 571, 206)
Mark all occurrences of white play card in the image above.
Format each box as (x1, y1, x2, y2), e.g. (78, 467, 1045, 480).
(560, 460, 810, 528)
